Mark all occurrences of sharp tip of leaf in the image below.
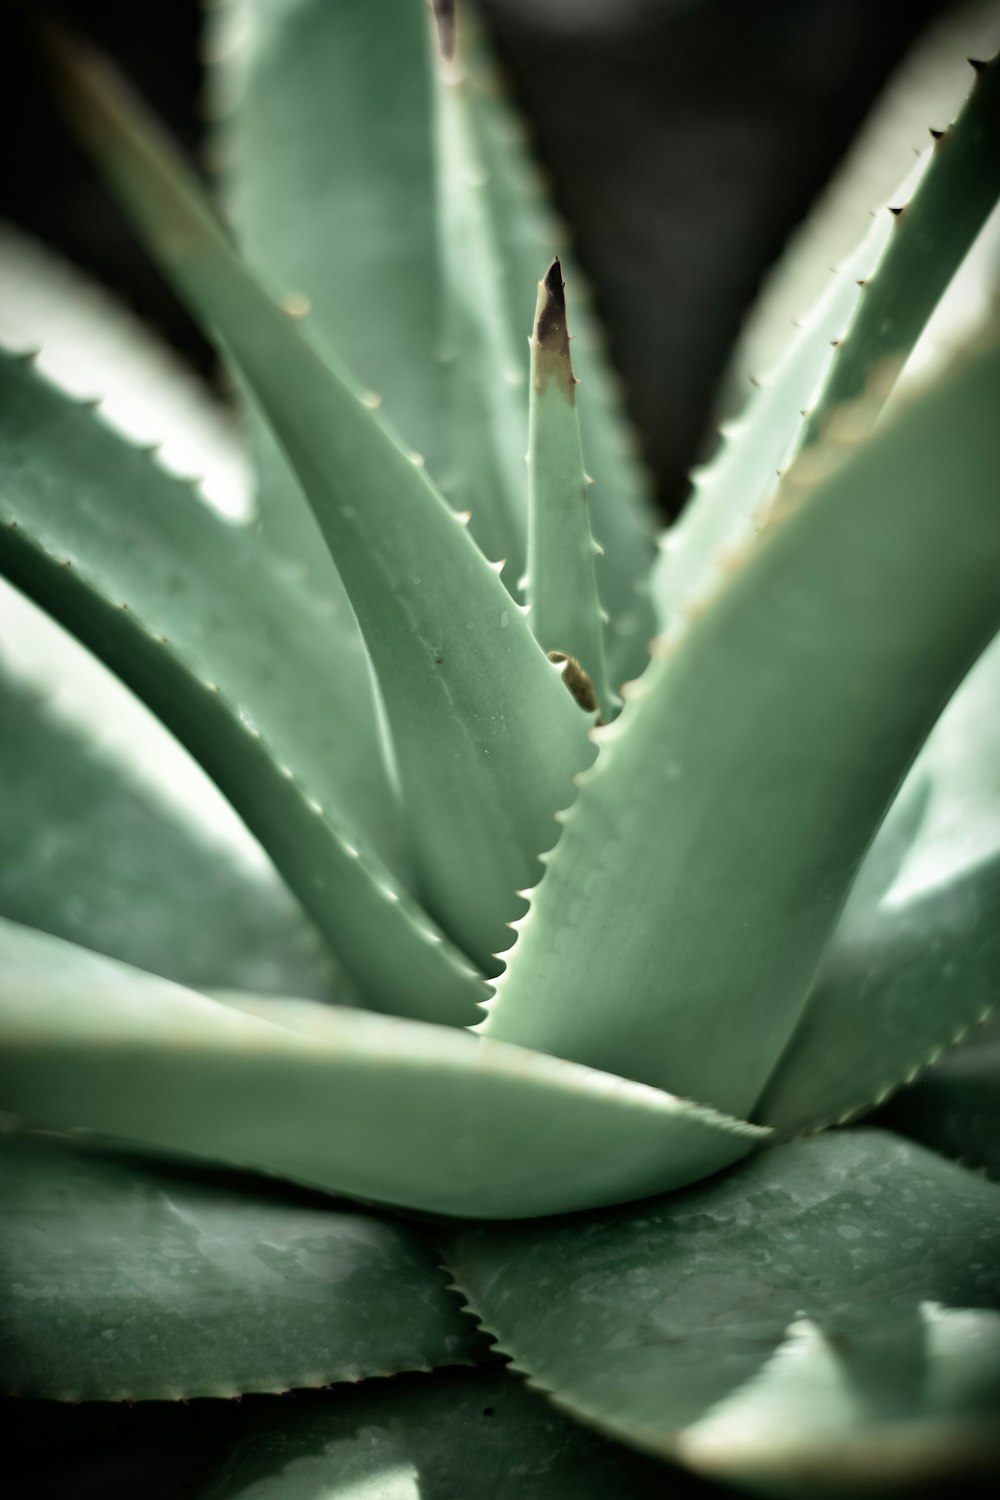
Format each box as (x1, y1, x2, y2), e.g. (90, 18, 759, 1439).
(429, 0, 458, 62)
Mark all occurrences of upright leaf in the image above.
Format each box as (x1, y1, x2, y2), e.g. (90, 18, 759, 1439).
(486, 330, 1000, 1119)
(653, 54, 1000, 628)
(207, 0, 658, 684)
(430, 1, 528, 582)
(525, 260, 614, 720)
(53, 36, 595, 971)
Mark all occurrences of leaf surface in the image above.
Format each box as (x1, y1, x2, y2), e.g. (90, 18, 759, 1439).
(654, 54, 1000, 630)
(0, 1133, 478, 1401)
(57, 39, 593, 970)
(0, 662, 334, 996)
(486, 327, 1000, 1118)
(448, 1130, 1000, 1492)
(208, 0, 657, 685)
(525, 261, 613, 719)
(0, 919, 765, 1220)
(760, 634, 1000, 1131)
(0, 353, 483, 1024)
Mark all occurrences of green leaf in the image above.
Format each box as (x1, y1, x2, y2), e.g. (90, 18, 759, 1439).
(0, 1132, 478, 1401)
(654, 54, 1000, 630)
(0, 660, 334, 997)
(201, 1368, 680, 1500)
(448, 1130, 1000, 1492)
(525, 261, 614, 720)
(0, 352, 484, 1025)
(430, 4, 529, 584)
(759, 634, 1000, 1132)
(457, 27, 659, 689)
(207, 0, 657, 686)
(0, 918, 765, 1220)
(207, 0, 444, 575)
(485, 326, 1000, 1119)
(723, 9, 1000, 401)
(800, 56, 1000, 444)
(56, 36, 593, 972)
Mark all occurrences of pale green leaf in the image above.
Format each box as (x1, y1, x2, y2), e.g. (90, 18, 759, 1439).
(448, 1130, 1000, 1492)
(207, 0, 657, 685)
(759, 634, 1000, 1132)
(0, 663, 334, 997)
(654, 52, 1000, 630)
(57, 37, 593, 971)
(525, 261, 614, 720)
(0, 919, 765, 1220)
(485, 329, 1000, 1119)
(0, 354, 484, 1024)
(723, 3, 1000, 398)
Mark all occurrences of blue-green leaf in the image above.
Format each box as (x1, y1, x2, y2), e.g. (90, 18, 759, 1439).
(486, 327, 1000, 1119)
(448, 1130, 1000, 1492)
(0, 1132, 479, 1400)
(0, 918, 765, 1220)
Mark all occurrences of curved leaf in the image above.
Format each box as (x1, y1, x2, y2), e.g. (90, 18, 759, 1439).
(0, 919, 765, 1220)
(0, 353, 484, 1025)
(759, 633, 1000, 1130)
(201, 1368, 678, 1500)
(0, 1132, 478, 1401)
(207, 0, 657, 684)
(525, 261, 614, 719)
(654, 53, 1000, 630)
(448, 1130, 1000, 1492)
(486, 326, 1000, 1119)
(55, 38, 593, 971)
(0, 661, 334, 996)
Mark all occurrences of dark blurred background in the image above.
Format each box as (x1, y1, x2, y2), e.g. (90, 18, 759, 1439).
(0, 0, 957, 517)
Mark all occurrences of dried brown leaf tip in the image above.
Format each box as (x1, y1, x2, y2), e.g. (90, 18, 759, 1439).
(534, 258, 578, 398)
(430, 0, 457, 62)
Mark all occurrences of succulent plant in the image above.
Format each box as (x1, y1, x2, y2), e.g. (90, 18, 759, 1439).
(2, 0, 1000, 1494)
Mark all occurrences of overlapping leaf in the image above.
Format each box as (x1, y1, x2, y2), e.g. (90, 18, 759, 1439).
(760, 633, 1000, 1131)
(207, 0, 657, 685)
(449, 1131, 1000, 1493)
(55, 36, 594, 970)
(0, 662, 333, 996)
(486, 326, 1000, 1119)
(0, 352, 483, 1024)
(0, 918, 765, 1220)
(0, 1133, 479, 1400)
(653, 54, 1000, 629)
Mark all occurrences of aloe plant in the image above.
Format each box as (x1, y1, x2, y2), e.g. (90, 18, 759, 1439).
(2, 1, 1000, 1493)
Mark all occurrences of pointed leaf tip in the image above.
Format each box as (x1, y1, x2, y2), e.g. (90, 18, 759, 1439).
(535, 257, 570, 355)
(430, 0, 458, 62)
